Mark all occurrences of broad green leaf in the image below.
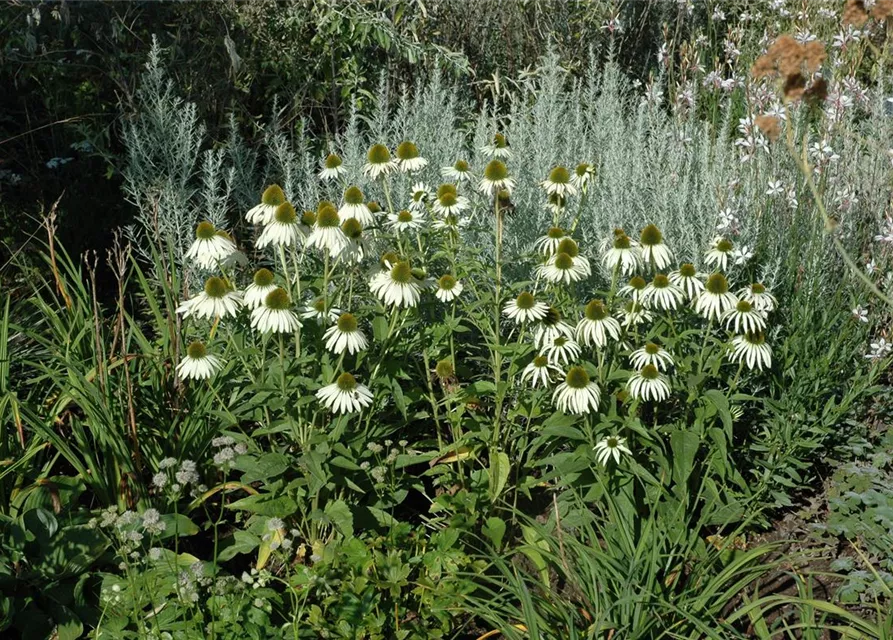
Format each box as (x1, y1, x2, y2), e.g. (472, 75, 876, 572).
(489, 451, 511, 501)
(217, 530, 260, 562)
(227, 494, 298, 518)
(323, 499, 354, 538)
(237, 452, 289, 484)
(482, 516, 506, 549)
(669, 429, 700, 488)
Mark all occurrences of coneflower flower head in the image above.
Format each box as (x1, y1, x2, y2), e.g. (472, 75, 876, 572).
(730, 331, 772, 371)
(479, 160, 516, 196)
(177, 276, 242, 319)
(339, 185, 374, 226)
(739, 282, 777, 312)
(363, 144, 398, 179)
(177, 340, 222, 380)
(722, 299, 767, 334)
(250, 287, 301, 333)
(553, 365, 601, 414)
(185, 220, 237, 269)
(316, 372, 373, 414)
(535, 227, 568, 256)
(435, 274, 463, 302)
(705, 237, 735, 271)
(639, 224, 673, 269)
(571, 162, 595, 190)
(627, 363, 671, 402)
(319, 153, 346, 180)
(594, 435, 631, 466)
(442, 159, 473, 181)
(307, 201, 347, 253)
(669, 263, 705, 300)
(481, 132, 512, 158)
(246, 184, 286, 225)
(695, 273, 739, 321)
(503, 291, 549, 324)
(602, 230, 642, 275)
(395, 140, 427, 172)
(257, 202, 302, 248)
(541, 165, 577, 197)
(643, 273, 684, 310)
(324, 312, 368, 355)
(244, 268, 278, 309)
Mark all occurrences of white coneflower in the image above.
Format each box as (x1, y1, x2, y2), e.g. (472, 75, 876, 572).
(544, 192, 567, 215)
(481, 132, 512, 158)
(395, 141, 428, 172)
(629, 342, 674, 372)
(432, 212, 470, 232)
(335, 218, 368, 264)
(185, 221, 237, 269)
(503, 291, 549, 324)
(257, 202, 303, 249)
(643, 273, 685, 310)
(387, 208, 426, 233)
(250, 288, 301, 334)
(705, 237, 735, 271)
(594, 435, 631, 466)
(339, 186, 375, 226)
(738, 282, 777, 313)
(316, 372, 373, 414)
(538, 251, 591, 284)
(362, 144, 398, 179)
(534, 307, 575, 349)
(479, 160, 516, 196)
(618, 276, 648, 303)
(533, 227, 568, 256)
(319, 153, 346, 181)
(177, 277, 242, 320)
(246, 184, 286, 225)
(408, 182, 431, 212)
(570, 162, 595, 191)
(619, 300, 653, 328)
(695, 273, 739, 321)
(541, 166, 577, 198)
(324, 313, 368, 355)
(553, 365, 601, 415)
(638, 224, 673, 270)
(432, 189, 470, 217)
(441, 159, 473, 182)
(627, 364, 671, 402)
(522, 354, 562, 388)
(729, 331, 772, 371)
(369, 260, 421, 308)
(722, 299, 767, 334)
(602, 230, 642, 276)
(177, 341, 222, 381)
(669, 263, 705, 300)
(435, 274, 463, 302)
(300, 297, 341, 324)
(307, 202, 347, 253)
(543, 335, 582, 366)
(576, 300, 621, 348)
(243, 268, 278, 310)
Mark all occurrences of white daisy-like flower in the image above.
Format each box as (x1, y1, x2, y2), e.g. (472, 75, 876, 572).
(602, 230, 642, 276)
(246, 184, 286, 225)
(537, 249, 592, 284)
(256, 202, 303, 249)
(521, 354, 563, 388)
(441, 159, 473, 182)
(629, 342, 674, 372)
(570, 162, 595, 192)
(176, 341, 222, 381)
(316, 372, 373, 414)
(369, 260, 422, 308)
(544, 192, 567, 215)
(618, 276, 648, 303)
(408, 182, 431, 212)
(185, 221, 237, 269)
(300, 297, 341, 324)
(619, 300, 653, 328)
(594, 435, 631, 466)
(576, 300, 621, 348)
(553, 365, 601, 415)
(533, 227, 568, 256)
(543, 335, 582, 366)
(335, 218, 368, 264)
(432, 212, 470, 232)
(362, 144, 398, 180)
(387, 208, 426, 233)
(737, 282, 777, 313)
(722, 299, 767, 334)
(705, 237, 735, 271)
(177, 277, 242, 320)
(432, 188, 470, 217)
(479, 160, 516, 196)
(243, 268, 278, 310)
(480, 132, 512, 158)
(503, 291, 549, 324)
(642, 273, 685, 310)
(319, 153, 346, 181)
(627, 364, 671, 402)
(307, 202, 348, 253)
(534, 307, 575, 349)
(250, 287, 302, 334)
(669, 263, 705, 300)
(323, 313, 368, 355)
(434, 274, 463, 302)
(541, 166, 577, 198)
(729, 332, 772, 371)
(638, 224, 673, 270)
(695, 273, 739, 321)
(339, 186, 375, 226)
(395, 141, 428, 172)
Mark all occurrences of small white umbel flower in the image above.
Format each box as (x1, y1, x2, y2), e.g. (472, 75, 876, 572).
(244, 268, 278, 310)
(570, 162, 595, 192)
(319, 153, 346, 181)
(324, 313, 368, 355)
(257, 202, 303, 249)
(362, 144, 398, 180)
(387, 208, 426, 233)
(629, 342, 674, 372)
(543, 335, 582, 366)
(602, 230, 642, 276)
(246, 184, 287, 226)
(316, 372, 373, 414)
(479, 160, 516, 197)
(553, 365, 601, 415)
(627, 364, 671, 402)
(638, 224, 673, 270)
(537, 238, 591, 285)
(729, 331, 772, 371)
(480, 132, 512, 158)
(307, 202, 348, 254)
(541, 166, 577, 198)
(534, 307, 575, 349)
(177, 341, 222, 381)
(643, 273, 685, 311)
(705, 237, 735, 271)
(738, 282, 777, 313)
(185, 221, 237, 270)
(504, 291, 549, 324)
(250, 287, 301, 334)
(669, 263, 705, 300)
(369, 260, 422, 308)
(339, 186, 375, 226)
(722, 299, 767, 334)
(576, 299, 621, 348)
(408, 182, 431, 212)
(618, 276, 648, 303)
(435, 274, 463, 302)
(395, 141, 428, 172)
(177, 276, 242, 320)
(695, 273, 739, 322)
(441, 159, 473, 182)
(534, 227, 568, 256)
(594, 435, 631, 466)
(522, 354, 563, 388)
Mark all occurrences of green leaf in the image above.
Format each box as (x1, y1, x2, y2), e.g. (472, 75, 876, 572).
(489, 451, 511, 501)
(227, 494, 298, 518)
(237, 452, 289, 484)
(323, 499, 354, 538)
(372, 315, 388, 341)
(482, 517, 506, 549)
(217, 530, 260, 562)
(669, 429, 700, 488)
(159, 514, 199, 539)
